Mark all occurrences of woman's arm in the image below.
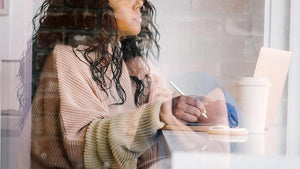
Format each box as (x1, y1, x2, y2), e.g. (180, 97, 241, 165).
(84, 99, 166, 169)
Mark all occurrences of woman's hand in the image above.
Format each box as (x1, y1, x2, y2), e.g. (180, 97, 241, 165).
(160, 95, 206, 125)
(160, 88, 228, 126)
(198, 100, 228, 125)
(197, 88, 229, 125)
(172, 95, 206, 123)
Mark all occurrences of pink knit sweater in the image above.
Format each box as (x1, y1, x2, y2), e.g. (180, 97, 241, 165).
(18, 44, 173, 169)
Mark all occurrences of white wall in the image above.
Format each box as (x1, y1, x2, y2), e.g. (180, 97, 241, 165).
(288, 0, 300, 130)
(0, 1, 33, 168)
(0, 13, 9, 59)
(287, 0, 300, 156)
(0, 0, 32, 60)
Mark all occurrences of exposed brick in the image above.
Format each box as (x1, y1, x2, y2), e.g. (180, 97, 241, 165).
(50, 0, 64, 7)
(195, 58, 223, 78)
(163, 16, 223, 38)
(192, 0, 227, 15)
(65, 0, 99, 9)
(152, 0, 192, 14)
(226, 0, 252, 15)
(225, 17, 252, 36)
(164, 58, 223, 79)
(190, 37, 206, 59)
(190, 17, 223, 39)
(67, 33, 93, 46)
(252, 17, 264, 36)
(31, 0, 267, 108)
(221, 62, 256, 79)
(206, 38, 248, 60)
(253, 0, 265, 17)
(245, 37, 263, 57)
(159, 32, 192, 60)
(37, 31, 64, 48)
(35, 53, 51, 71)
(40, 12, 97, 30)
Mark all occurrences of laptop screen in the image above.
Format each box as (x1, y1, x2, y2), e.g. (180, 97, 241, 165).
(254, 47, 292, 128)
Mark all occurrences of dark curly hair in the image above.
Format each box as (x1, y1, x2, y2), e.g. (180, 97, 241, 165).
(18, 0, 160, 127)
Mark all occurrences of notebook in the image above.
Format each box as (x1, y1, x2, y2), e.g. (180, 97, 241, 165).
(253, 47, 292, 128)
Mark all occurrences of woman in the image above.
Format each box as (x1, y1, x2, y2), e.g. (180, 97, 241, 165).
(18, 0, 228, 168)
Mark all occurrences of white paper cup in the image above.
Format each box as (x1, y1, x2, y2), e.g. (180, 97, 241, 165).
(236, 77, 270, 133)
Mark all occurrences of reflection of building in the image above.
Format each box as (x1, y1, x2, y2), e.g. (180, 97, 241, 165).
(1, 59, 21, 169)
(0, 0, 8, 15)
(0, 0, 300, 168)
(0, 0, 3, 9)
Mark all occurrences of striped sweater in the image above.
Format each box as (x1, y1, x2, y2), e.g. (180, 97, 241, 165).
(25, 45, 172, 168)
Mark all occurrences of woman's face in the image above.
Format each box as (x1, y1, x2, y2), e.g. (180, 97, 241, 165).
(109, 0, 143, 39)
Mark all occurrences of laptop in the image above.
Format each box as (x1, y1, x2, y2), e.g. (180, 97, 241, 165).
(253, 47, 292, 128)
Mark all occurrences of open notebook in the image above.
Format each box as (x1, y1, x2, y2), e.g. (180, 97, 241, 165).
(254, 47, 292, 128)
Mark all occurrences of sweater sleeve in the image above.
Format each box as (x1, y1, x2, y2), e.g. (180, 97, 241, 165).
(84, 99, 165, 169)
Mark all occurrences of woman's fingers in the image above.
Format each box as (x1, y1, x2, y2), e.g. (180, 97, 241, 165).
(179, 96, 206, 113)
(182, 102, 201, 117)
(160, 100, 188, 125)
(172, 95, 206, 122)
(185, 97, 206, 115)
(174, 109, 198, 122)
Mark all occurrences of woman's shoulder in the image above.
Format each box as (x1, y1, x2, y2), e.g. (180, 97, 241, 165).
(52, 44, 75, 57)
(52, 44, 87, 62)
(52, 44, 90, 72)
(53, 44, 89, 52)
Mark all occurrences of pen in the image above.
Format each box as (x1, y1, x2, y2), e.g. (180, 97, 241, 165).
(169, 81, 208, 119)
(169, 81, 186, 95)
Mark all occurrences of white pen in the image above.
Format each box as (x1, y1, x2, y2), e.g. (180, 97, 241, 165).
(169, 81, 186, 95)
(169, 81, 208, 119)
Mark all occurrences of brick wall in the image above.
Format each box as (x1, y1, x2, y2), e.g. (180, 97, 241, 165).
(33, 0, 99, 95)
(152, 0, 265, 99)
(33, 0, 265, 99)
(34, 0, 99, 66)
